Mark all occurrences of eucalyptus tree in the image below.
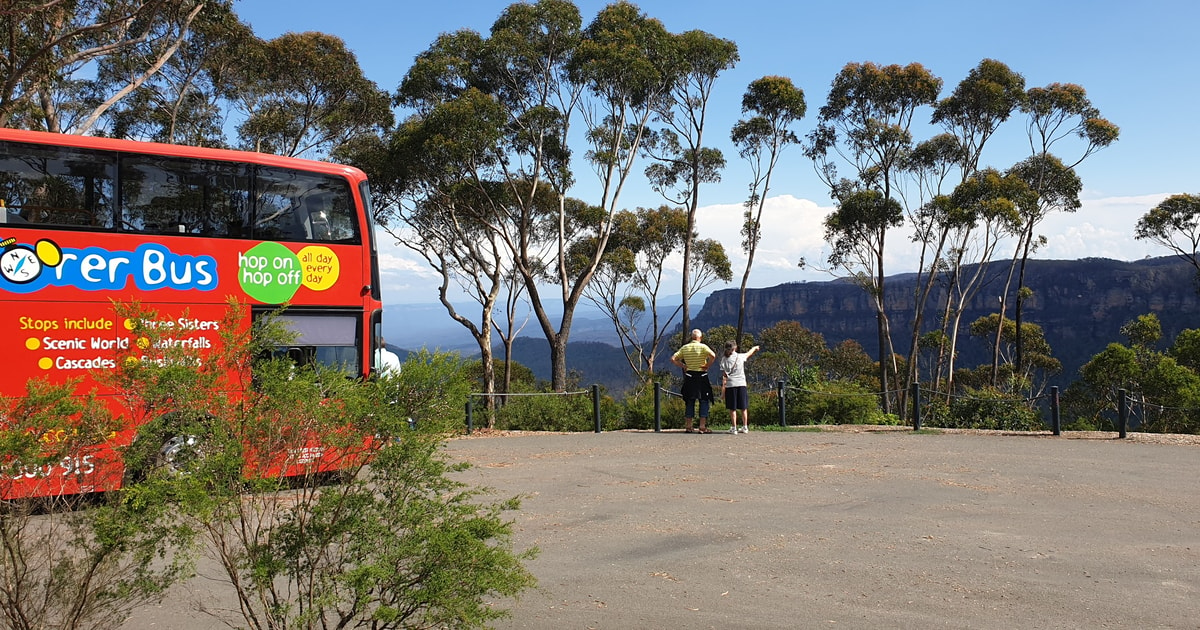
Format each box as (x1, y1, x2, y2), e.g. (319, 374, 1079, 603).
(0, 0, 209, 133)
(753, 320, 828, 390)
(1067, 313, 1200, 434)
(373, 85, 514, 419)
(907, 60, 1026, 393)
(102, 1, 254, 146)
(999, 152, 1083, 383)
(1135, 193, 1200, 289)
(805, 61, 942, 413)
(233, 31, 392, 159)
(1004, 82, 1118, 379)
(641, 28, 738, 335)
(965, 313, 1061, 396)
(390, 0, 685, 391)
(586, 205, 730, 383)
(392, 0, 578, 392)
(821, 187, 904, 407)
(932, 168, 1028, 392)
(729, 75, 805, 344)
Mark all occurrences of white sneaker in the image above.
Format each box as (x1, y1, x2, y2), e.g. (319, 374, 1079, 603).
(739, 426, 748, 433)
(728, 426, 737, 434)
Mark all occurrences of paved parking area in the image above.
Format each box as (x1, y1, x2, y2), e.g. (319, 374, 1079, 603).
(443, 429, 1200, 629)
(128, 428, 1200, 629)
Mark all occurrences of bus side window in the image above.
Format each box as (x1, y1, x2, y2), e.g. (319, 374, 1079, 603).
(120, 156, 250, 236)
(0, 141, 115, 229)
(254, 168, 358, 243)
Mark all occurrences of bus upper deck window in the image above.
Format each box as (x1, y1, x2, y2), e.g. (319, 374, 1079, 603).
(120, 156, 250, 236)
(254, 168, 358, 243)
(0, 141, 116, 229)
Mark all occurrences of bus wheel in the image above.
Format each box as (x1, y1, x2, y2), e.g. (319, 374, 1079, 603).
(123, 414, 209, 483)
(156, 434, 202, 473)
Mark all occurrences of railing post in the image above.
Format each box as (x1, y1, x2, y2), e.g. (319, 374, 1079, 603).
(593, 384, 602, 433)
(911, 382, 921, 431)
(1118, 388, 1128, 439)
(778, 379, 787, 427)
(465, 398, 473, 434)
(1051, 386, 1061, 436)
(653, 382, 662, 432)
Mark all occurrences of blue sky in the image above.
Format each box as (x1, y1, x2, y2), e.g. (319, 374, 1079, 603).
(237, 0, 1199, 304)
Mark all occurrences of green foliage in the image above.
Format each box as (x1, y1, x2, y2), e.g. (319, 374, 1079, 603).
(0, 0, 210, 133)
(0, 378, 193, 630)
(100, 303, 536, 629)
(700, 325, 745, 362)
(492, 389, 620, 432)
(1121, 313, 1162, 349)
(775, 364, 891, 427)
(1136, 357, 1200, 434)
(800, 380, 893, 426)
(619, 384, 684, 430)
(382, 350, 475, 434)
(1135, 194, 1200, 282)
(745, 390, 780, 427)
(1169, 328, 1200, 373)
(924, 387, 1043, 431)
(234, 31, 393, 158)
(1065, 315, 1200, 434)
(751, 321, 822, 389)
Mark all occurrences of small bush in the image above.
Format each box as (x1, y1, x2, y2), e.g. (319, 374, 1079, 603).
(747, 391, 779, 428)
(934, 387, 1044, 431)
(804, 380, 892, 425)
(619, 385, 684, 430)
(493, 390, 621, 432)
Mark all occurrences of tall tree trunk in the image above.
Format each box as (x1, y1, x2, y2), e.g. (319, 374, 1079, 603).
(476, 330, 496, 428)
(736, 255, 753, 344)
(1013, 223, 1035, 381)
(680, 235, 693, 338)
(992, 251, 1022, 386)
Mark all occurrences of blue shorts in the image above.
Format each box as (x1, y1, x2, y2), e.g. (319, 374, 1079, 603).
(724, 386, 749, 410)
(685, 398, 711, 419)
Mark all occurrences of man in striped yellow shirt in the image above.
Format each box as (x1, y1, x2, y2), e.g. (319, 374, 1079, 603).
(671, 329, 716, 433)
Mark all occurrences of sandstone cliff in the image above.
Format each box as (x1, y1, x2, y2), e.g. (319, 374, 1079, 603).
(691, 256, 1200, 382)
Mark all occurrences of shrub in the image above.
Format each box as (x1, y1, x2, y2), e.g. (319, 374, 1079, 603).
(493, 389, 621, 432)
(804, 380, 893, 425)
(116, 304, 536, 629)
(0, 379, 192, 630)
(934, 387, 1044, 431)
(619, 384, 685, 430)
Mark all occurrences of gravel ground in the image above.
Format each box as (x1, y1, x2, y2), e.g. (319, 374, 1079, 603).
(444, 427, 1200, 630)
(126, 426, 1200, 629)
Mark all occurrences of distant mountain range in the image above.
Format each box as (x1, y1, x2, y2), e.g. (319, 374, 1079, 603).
(692, 256, 1200, 388)
(384, 256, 1200, 393)
(380, 301, 646, 356)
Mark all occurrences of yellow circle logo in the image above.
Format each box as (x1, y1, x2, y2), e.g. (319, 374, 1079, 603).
(26, 337, 40, 350)
(38, 357, 52, 370)
(297, 246, 340, 291)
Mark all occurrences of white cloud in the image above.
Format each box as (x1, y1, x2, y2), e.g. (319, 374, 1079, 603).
(1036, 192, 1172, 262)
(694, 194, 833, 287)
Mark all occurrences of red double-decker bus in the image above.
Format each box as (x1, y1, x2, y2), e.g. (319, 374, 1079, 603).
(0, 128, 387, 499)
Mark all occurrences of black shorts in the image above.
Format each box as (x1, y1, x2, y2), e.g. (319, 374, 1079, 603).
(724, 386, 748, 410)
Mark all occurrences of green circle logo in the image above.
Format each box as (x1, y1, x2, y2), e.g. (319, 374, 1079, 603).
(238, 242, 302, 303)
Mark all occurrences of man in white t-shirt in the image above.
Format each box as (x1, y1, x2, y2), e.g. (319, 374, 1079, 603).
(719, 341, 760, 434)
(375, 340, 402, 377)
